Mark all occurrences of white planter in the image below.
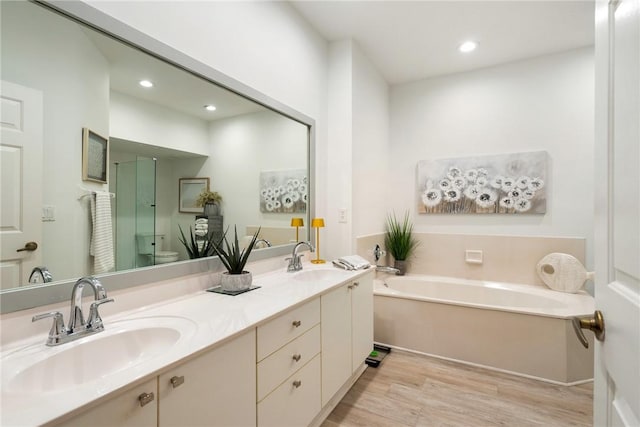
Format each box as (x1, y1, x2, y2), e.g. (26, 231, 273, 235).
(220, 271, 252, 291)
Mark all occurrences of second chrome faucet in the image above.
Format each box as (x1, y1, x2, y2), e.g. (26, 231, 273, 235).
(286, 241, 315, 272)
(32, 276, 114, 346)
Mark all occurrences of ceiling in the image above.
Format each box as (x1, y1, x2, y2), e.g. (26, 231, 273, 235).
(83, 29, 265, 121)
(290, 1, 595, 85)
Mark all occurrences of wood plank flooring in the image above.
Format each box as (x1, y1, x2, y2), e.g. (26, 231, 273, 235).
(321, 350, 593, 427)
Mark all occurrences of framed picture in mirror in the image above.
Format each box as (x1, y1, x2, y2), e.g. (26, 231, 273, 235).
(82, 128, 109, 183)
(179, 177, 210, 213)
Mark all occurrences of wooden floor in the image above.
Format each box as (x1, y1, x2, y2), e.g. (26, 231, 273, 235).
(321, 350, 593, 427)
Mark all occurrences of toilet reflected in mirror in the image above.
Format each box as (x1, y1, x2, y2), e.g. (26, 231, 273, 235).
(136, 233, 179, 266)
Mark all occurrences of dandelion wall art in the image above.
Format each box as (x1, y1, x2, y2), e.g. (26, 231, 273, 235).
(260, 169, 308, 213)
(417, 151, 547, 214)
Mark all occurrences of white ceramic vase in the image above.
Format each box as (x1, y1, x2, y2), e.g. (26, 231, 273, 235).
(220, 271, 252, 291)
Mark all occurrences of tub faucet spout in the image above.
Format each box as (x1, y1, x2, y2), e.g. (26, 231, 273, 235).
(375, 265, 400, 275)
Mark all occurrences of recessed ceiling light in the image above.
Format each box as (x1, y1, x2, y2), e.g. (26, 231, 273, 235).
(204, 104, 217, 111)
(139, 80, 154, 88)
(458, 41, 478, 53)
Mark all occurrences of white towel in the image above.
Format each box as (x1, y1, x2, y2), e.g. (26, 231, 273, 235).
(195, 224, 208, 231)
(90, 191, 115, 274)
(195, 218, 208, 224)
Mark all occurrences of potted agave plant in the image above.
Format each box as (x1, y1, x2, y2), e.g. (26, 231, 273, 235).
(178, 225, 216, 259)
(384, 211, 419, 276)
(212, 226, 261, 291)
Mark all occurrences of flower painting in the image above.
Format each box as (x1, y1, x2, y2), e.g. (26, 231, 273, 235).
(260, 169, 307, 213)
(417, 151, 547, 214)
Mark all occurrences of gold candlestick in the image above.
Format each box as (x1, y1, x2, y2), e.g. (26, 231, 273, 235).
(291, 217, 304, 242)
(311, 218, 325, 264)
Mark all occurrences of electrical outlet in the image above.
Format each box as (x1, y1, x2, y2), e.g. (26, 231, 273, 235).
(338, 208, 348, 223)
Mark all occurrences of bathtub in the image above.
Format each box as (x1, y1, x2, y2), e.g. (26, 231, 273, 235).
(374, 275, 595, 385)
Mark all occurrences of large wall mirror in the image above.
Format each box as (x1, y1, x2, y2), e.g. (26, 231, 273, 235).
(0, 1, 314, 313)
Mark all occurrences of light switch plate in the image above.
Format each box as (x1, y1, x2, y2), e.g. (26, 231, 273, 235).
(338, 208, 347, 223)
(42, 205, 55, 221)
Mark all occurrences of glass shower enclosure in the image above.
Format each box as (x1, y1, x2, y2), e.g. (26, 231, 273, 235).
(113, 157, 157, 270)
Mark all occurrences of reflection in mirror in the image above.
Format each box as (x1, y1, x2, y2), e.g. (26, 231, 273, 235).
(0, 1, 310, 296)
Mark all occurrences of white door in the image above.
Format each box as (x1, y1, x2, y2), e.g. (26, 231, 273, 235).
(0, 80, 43, 288)
(593, 0, 640, 425)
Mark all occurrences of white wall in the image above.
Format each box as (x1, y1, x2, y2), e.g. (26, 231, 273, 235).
(325, 41, 390, 259)
(2, 1, 110, 281)
(389, 48, 595, 268)
(208, 110, 308, 233)
(110, 91, 210, 155)
(326, 40, 354, 259)
(352, 44, 390, 248)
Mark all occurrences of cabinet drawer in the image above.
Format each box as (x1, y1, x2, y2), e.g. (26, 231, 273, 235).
(257, 298, 320, 361)
(257, 354, 321, 427)
(257, 324, 320, 401)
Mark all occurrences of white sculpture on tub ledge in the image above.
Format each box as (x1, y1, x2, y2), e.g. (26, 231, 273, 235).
(536, 253, 595, 293)
(417, 150, 547, 214)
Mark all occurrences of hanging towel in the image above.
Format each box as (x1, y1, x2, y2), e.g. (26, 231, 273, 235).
(90, 191, 115, 274)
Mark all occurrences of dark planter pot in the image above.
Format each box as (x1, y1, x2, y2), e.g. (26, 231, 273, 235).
(204, 202, 220, 216)
(394, 260, 407, 276)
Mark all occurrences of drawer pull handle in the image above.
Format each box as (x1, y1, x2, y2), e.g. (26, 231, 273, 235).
(170, 375, 185, 388)
(292, 320, 302, 328)
(353, 282, 359, 287)
(292, 354, 302, 362)
(138, 392, 155, 407)
(347, 284, 354, 290)
(292, 380, 302, 388)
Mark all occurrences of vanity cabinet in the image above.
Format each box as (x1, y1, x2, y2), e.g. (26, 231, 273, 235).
(320, 273, 373, 406)
(256, 298, 321, 427)
(47, 272, 373, 427)
(53, 330, 255, 427)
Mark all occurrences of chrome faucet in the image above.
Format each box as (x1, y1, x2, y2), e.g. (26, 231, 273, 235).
(29, 266, 53, 284)
(286, 241, 315, 272)
(32, 276, 114, 346)
(255, 238, 272, 248)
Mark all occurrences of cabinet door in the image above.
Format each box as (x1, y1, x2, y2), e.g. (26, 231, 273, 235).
(351, 272, 374, 371)
(320, 283, 352, 406)
(54, 378, 157, 427)
(158, 329, 256, 427)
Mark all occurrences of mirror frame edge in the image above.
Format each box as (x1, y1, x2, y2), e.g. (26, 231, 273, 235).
(1, 0, 317, 314)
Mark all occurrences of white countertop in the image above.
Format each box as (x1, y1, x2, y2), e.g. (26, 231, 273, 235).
(0, 263, 372, 427)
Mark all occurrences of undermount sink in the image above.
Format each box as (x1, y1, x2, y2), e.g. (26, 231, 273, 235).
(293, 268, 351, 282)
(2, 316, 196, 394)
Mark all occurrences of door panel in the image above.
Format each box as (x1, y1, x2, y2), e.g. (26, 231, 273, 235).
(0, 81, 43, 288)
(594, 0, 640, 425)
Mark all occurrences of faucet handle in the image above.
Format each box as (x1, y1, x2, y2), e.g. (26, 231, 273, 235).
(32, 311, 66, 337)
(87, 298, 114, 331)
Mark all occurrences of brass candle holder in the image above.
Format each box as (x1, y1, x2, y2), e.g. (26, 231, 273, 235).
(311, 218, 325, 264)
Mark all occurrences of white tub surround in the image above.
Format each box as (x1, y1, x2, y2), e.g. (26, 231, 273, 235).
(0, 263, 374, 427)
(374, 275, 594, 385)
